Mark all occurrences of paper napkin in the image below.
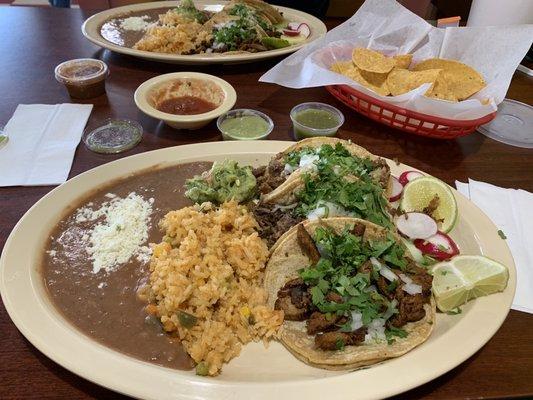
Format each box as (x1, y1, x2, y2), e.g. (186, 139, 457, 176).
(456, 179, 533, 314)
(0, 104, 93, 187)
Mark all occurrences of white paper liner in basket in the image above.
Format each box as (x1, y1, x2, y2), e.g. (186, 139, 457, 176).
(260, 0, 533, 121)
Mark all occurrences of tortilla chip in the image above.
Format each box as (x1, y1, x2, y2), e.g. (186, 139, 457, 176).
(413, 58, 486, 101)
(424, 74, 458, 102)
(330, 61, 355, 75)
(387, 68, 442, 96)
(352, 48, 395, 74)
(393, 54, 413, 69)
(344, 66, 390, 96)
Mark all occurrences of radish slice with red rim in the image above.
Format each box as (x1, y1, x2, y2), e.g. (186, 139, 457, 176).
(414, 231, 459, 261)
(399, 170, 424, 186)
(287, 22, 300, 30)
(282, 28, 300, 36)
(389, 176, 403, 202)
(395, 212, 438, 240)
(297, 23, 311, 38)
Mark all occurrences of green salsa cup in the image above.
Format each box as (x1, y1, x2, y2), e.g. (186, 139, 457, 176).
(290, 102, 344, 140)
(217, 109, 274, 140)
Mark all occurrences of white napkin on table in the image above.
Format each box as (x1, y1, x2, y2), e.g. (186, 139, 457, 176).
(0, 104, 93, 187)
(455, 179, 533, 314)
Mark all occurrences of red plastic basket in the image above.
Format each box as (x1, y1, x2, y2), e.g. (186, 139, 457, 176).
(326, 84, 496, 139)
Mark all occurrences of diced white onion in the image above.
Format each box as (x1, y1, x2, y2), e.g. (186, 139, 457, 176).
(364, 318, 386, 343)
(402, 283, 422, 295)
(398, 273, 413, 284)
(365, 285, 377, 293)
(371, 257, 398, 282)
(333, 165, 341, 174)
(307, 206, 328, 221)
(350, 312, 363, 331)
(284, 163, 296, 174)
(299, 154, 320, 171)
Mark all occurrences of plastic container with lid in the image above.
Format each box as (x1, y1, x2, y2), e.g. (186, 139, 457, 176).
(55, 58, 109, 99)
(290, 102, 344, 140)
(217, 109, 274, 140)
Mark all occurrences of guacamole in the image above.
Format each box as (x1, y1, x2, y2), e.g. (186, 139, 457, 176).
(185, 160, 257, 204)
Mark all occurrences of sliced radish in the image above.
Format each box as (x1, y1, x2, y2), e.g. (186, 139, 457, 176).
(282, 28, 300, 36)
(414, 231, 459, 261)
(395, 212, 438, 240)
(389, 176, 403, 202)
(287, 22, 300, 30)
(297, 23, 311, 38)
(399, 170, 424, 186)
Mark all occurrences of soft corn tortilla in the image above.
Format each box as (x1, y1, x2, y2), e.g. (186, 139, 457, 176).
(262, 137, 393, 204)
(264, 217, 436, 370)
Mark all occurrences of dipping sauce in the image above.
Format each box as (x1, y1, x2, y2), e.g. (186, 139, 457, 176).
(220, 116, 270, 138)
(149, 78, 224, 117)
(55, 59, 108, 99)
(294, 109, 340, 129)
(41, 162, 212, 371)
(290, 102, 344, 140)
(156, 96, 218, 115)
(217, 109, 273, 140)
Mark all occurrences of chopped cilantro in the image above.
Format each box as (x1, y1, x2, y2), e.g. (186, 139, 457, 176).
(387, 280, 398, 292)
(440, 270, 449, 276)
(299, 225, 405, 327)
(497, 230, 507, 240)
(385, 327, 408, 344)
(335, 338, 345, 351)
(446, 307, 462, 315)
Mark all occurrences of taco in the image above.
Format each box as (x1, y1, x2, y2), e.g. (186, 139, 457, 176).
(253, 137, 392, 204)
(252, 138, 394, 249)
(264, 217, 435, 370)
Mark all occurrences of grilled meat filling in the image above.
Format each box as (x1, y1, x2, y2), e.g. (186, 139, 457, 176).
(253, 158, 287, 194)
(307, 311, 347, 335)
(297, 224, 321, 264)
(275, 278, 313, 321)
(315, 328, 367, 351)
(253, 204, 303, 247)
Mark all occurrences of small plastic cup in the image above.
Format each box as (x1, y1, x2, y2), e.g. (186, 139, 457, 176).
(217, 109, 274, 140)
(290, 102, 344, 140)
(55, 58, 108, 99)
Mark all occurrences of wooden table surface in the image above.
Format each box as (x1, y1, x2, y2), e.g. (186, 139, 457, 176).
(1, 6, 532, 400)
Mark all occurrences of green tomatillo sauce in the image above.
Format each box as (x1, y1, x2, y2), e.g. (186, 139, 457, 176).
(220, 115, 270, 139)
(293, 108, 340, 139)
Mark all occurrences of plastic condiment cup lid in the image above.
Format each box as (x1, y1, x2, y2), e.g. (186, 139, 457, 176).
(83, 118, 143, 154)
(217, 109, 274, 140)
(55, 58, 108, 85)
(477, 99, 533, 149)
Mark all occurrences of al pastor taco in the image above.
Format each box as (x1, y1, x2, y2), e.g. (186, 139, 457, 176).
(264, 217, 435, 370)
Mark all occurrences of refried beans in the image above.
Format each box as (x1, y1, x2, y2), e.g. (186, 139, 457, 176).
(41, 162, 211, 370)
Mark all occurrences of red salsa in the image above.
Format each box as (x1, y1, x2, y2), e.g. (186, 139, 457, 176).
(156, 96, 218, 115)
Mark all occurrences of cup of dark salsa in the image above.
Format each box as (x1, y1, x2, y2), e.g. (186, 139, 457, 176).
(134, 72, 237, 130)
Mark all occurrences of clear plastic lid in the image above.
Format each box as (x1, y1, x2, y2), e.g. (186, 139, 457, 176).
(477, 99, 533, 148)
(55, 58, 108, 86)
(83, 119, 143, 154)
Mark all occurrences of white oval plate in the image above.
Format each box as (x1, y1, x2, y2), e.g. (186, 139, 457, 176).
(82, 1, 327, 65)
(0, 141, 515, 400)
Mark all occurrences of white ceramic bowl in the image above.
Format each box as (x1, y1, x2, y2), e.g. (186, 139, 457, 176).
(134, 72, 237, 130)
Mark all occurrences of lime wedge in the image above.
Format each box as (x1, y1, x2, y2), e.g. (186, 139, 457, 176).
(432, 255, 509, 312)
(400, 176, 457, 233)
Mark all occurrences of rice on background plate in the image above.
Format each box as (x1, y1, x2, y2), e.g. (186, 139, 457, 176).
(144, 201, 283, 376)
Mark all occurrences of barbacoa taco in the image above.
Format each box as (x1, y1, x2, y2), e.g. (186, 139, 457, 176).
(252, 138, 394, 249)
(264, 217, 435, 370)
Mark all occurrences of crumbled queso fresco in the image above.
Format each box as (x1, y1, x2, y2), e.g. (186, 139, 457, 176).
(74, 192, 154, 274)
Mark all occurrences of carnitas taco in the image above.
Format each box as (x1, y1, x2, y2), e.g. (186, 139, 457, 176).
(264, 217, 435, 370)
(252, 138, 394, 249)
